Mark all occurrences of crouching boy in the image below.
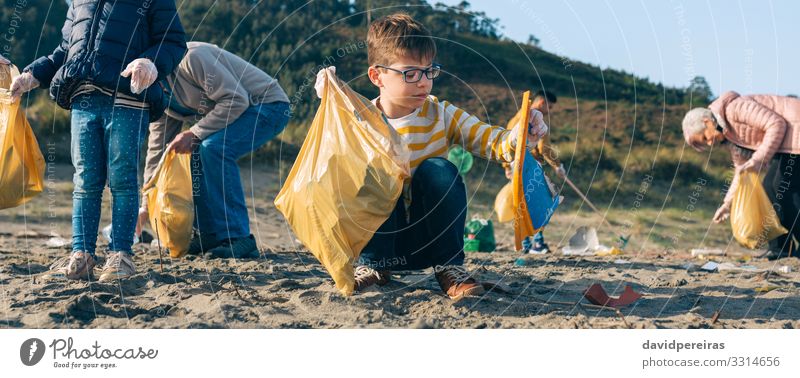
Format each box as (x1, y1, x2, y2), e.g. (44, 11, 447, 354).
(318, 13, 547, 300)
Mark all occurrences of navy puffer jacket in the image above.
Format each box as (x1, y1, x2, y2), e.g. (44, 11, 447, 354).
(25, 0, 187, 121)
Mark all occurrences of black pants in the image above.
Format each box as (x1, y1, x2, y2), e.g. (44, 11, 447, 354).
(763, 153, 800, 255)
(358, 158, 467, 271)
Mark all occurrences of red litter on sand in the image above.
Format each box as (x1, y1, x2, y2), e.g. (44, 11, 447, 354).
(583, 283, 642, 307)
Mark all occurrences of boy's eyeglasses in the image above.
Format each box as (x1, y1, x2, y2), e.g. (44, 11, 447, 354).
(375, 63, 442, 83)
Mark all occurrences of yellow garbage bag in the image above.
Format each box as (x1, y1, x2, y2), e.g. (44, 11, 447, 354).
(142, 150, 194, 258)
(274, 68, 410, 296)
(494, 182, 515, 223)
(0, 64, 45, 209)
(730, 171, 787, 249)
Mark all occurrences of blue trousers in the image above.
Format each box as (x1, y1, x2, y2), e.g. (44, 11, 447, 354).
(70, 93, 149, 254)
(192, 102, 289, 242)
(358, 158, 468, 271)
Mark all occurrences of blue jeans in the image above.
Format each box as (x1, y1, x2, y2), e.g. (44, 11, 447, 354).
(358, 158, 468, 271)
(70, 93, 149, 254)
(192, 102, 290, 242)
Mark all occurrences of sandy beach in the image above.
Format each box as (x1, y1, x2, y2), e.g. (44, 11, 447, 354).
(2, 163, 799, 329)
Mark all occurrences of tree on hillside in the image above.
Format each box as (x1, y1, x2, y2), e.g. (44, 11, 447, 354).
(527, 34, 540, 47)
(687, 76, 713, 105)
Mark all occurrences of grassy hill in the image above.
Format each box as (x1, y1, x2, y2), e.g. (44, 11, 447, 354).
(5, 0, 731, 219)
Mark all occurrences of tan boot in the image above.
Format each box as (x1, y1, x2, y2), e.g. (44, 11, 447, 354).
(434, 265, 485, 300)
(354, 265, 391, 291)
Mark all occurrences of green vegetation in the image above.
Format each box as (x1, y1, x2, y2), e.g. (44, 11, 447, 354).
(5, 0, 730, 226)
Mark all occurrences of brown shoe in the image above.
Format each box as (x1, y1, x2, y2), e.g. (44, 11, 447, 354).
(354, 265, 391, 291)
(434, 265, 485, 300)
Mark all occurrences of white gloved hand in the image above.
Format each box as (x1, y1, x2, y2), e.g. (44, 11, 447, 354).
(135, 206, 149, 238)
(509, 109, 549, 150)
(121, 58, 158, 94)
(713, 204, 730, 224)
(9, 71, 39, 102)
(0, 54, 9, 64)
(528, 108, 548, 143)
(555, 164, 567, 179)
(314, 66, 336, 99)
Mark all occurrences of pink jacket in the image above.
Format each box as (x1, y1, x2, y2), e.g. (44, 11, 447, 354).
(710, 91, 800, 206)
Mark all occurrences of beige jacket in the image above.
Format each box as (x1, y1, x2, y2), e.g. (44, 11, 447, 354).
(145, 42, 289, 182)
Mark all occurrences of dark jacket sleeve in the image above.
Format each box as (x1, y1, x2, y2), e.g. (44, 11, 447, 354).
(24, 5, 74, 87)
(139, 0, 187, 80)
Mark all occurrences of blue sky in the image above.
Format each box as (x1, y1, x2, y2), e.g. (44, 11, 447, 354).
(437, 0, 799, 97)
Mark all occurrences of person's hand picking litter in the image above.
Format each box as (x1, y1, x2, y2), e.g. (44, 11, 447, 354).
(510, 108, 548, 150)
(736, 158, 762, 174)
(713, 204, 730, 223)
(121, 58, 158, 94)
(314, 66, 336, 99)
(9, 72, 39, 102)
(169, 129, 200, 154)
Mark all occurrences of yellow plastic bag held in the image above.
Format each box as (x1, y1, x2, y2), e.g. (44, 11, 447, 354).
(142, 150, 194, 258)
(274, 68, 410, 296)
(0, 64, 45, 209)
(494, 182, 514, 223)
(730, 171, 788, 249)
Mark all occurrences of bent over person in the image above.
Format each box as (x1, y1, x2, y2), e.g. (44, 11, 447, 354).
(142, 42, 290, 259)
(683, 91, 800, 260)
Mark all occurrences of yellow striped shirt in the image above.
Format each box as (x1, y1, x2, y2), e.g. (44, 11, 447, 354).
(376, 96, 516, 174)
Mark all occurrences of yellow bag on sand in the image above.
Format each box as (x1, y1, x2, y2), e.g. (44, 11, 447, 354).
(0, 65, 45, 209)
(730, 171, 788, 249)
(142, 150, 194, 258)
(494, 182, 515, 223)
(274, 68, 410, 296)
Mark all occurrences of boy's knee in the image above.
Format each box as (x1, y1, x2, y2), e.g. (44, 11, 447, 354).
(414, 158, 461, 188)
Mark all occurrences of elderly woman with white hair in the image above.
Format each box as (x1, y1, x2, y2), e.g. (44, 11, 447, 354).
(683, 91, 800, 259)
